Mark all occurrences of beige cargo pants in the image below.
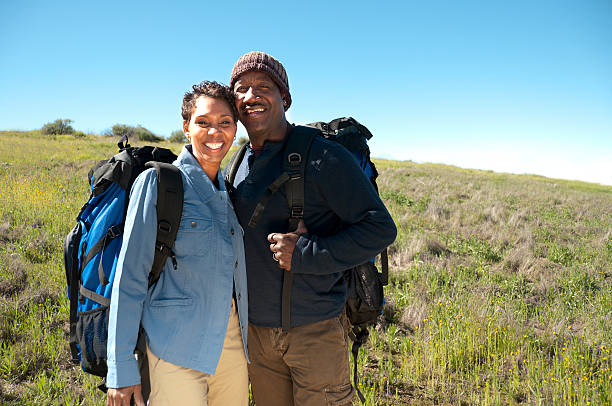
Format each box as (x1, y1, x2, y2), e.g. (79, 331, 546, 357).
(248, 312, 355, 406)
(146, 300, 248, 405)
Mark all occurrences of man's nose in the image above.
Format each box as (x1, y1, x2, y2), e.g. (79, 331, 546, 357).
(243, 87, 257, 102)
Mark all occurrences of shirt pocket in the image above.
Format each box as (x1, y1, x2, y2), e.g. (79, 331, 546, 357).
(173, 216, 213, 257)
(149, 297, 194, 307)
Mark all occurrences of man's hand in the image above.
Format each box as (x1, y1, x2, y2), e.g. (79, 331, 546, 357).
(268, 220, 308, 271)
(107, 385, 145, 406)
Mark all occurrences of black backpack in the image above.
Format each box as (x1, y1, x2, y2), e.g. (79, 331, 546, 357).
(63, 137, 184, 394)
(225, 117, 389, 402)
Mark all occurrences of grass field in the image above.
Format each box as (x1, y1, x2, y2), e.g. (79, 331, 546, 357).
(0, 131, 610, 405)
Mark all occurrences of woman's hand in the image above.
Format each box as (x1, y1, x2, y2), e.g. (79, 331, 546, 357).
(107, 385, 145, 406)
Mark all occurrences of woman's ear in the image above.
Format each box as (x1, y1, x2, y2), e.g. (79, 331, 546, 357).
(183, 121, 190, 141)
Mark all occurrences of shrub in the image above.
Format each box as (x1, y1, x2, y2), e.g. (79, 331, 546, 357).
(106, 124, 163, 142)
(168, 130, 187, 143)
(237, 136, 249, 146)
(110, 124, 133, 139)
(134, 126, 163, 142)
(41, 119, 74, 135)
(72, 131, 87, 138)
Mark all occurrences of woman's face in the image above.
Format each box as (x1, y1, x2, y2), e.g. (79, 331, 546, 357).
(183, 96, 236, 178)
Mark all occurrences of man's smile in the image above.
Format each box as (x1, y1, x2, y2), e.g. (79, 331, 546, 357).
(243, 103, 266, 116)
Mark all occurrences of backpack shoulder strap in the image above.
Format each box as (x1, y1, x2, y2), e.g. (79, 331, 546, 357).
(279, 126, 318, 332)
(246, 126, 318, 230)
(282, 125, 318, 230)
(145, 162, 184, 286)
(224, 142, 249, 188)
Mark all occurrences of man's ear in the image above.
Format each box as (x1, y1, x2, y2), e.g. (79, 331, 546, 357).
(183, 121, 190, 140)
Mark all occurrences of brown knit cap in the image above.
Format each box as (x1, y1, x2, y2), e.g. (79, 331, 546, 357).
(230, 51, 291, 110)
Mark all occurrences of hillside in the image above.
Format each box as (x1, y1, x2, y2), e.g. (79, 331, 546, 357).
(0, 131, 610, 405)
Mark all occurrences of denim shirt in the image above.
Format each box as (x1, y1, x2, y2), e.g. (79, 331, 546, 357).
(106, 146, 248, 389)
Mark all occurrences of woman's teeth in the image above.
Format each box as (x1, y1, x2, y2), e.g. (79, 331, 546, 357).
(206, 142, 223, 150)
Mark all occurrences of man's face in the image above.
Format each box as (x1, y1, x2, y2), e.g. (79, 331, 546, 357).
(233, 71, 286, 137)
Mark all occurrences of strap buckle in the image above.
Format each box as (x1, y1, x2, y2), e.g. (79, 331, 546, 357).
(107, 224, 122, 239)
(158, 220, 172, 233)
(290, 206, 303, 218)
(287, 152, 302, 165)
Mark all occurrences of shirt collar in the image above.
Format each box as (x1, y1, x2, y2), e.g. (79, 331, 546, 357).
(175, 145, 226, 203)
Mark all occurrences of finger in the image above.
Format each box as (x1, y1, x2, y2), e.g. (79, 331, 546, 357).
(276, 250, 288, 270)
(267, 233, 277, 243)
(133, 389, 145, 406)
(106, 390, 118, 406)
(279, 257, 291, 271)
(270, 242, 277, 252)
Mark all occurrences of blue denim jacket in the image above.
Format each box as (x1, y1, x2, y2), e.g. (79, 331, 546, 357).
(106, 146, 248, 389)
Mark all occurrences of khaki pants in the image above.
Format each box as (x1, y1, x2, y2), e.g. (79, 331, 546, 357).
(248, 312, 355, 406)
(147, 300, 248, 406)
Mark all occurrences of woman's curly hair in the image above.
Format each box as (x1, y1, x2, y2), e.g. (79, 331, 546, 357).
(182, 81, 237, 123)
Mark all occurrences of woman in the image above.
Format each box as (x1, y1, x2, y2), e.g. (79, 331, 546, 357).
(106, 81, 248, 406)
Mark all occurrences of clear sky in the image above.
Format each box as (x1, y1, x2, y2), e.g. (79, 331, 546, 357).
(1, 0, 611, 185)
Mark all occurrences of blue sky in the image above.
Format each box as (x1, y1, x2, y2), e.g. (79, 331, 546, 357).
(1, 1, 611, 185)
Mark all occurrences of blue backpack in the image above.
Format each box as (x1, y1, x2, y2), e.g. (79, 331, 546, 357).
(63, 138, 183, 380)
(225, 117, 389, 403)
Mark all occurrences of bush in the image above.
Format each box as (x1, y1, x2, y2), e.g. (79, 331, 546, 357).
(134, 126, 163, 142)
(105, 124, 163, 142)
(168, 130, 187, 143)
(237, 136, 249, 146)
(41, 119, 74, 135)
(110, 124, 133, 139)
(73, 131, 87, 138)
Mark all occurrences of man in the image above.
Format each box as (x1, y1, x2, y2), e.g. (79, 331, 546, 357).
(227, 51, 397, 405)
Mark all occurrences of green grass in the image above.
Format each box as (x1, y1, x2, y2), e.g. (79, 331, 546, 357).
(1, 131, 611, 405)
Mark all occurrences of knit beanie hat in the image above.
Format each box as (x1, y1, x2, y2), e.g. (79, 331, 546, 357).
(230, 51, 292, 110)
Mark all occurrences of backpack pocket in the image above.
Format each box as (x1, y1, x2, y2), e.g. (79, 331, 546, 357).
(76, 305, 109, 377)
(345, 262, 384, 327)
(64, 222, 82, 288)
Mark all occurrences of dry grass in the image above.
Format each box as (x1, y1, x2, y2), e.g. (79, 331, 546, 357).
(0, 133, 611, 405)
(371, 160, 612, 404)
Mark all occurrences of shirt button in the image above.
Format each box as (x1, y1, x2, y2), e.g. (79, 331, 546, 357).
(191, 221, 197, 228)
(237, 293, 241, 300)
(231, 228, 235, 235)
(234, 260, 238, 269)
